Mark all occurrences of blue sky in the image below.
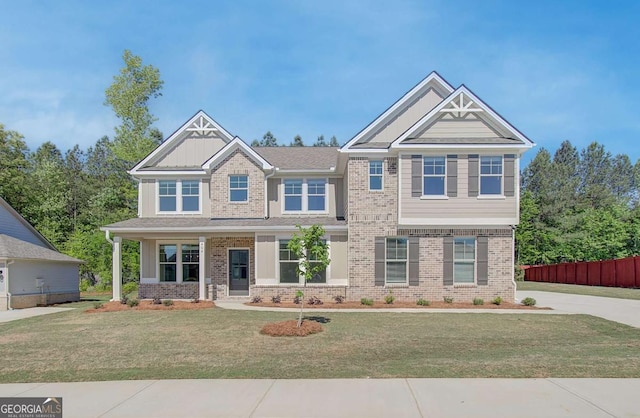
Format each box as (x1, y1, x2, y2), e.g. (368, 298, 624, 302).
(1, 0, 639, 167)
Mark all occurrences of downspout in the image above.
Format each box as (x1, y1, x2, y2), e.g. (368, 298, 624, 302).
(264, 168, 277, 219)
(105, 230, 113, 244)
(6, 260, 14, 310)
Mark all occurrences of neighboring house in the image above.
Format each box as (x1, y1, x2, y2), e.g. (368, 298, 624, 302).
(102, 71, 534, 303)
(0, 197, 82, 310)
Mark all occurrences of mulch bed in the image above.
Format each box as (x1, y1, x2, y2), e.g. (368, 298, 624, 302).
(86, 300, 215, 313)
(247, 301, 545, 310)
(260, 320, 324, 337)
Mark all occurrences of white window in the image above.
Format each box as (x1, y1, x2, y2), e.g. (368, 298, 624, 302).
(278, 239, 327, 284)
(157, 180, 200, 213)
(229, 175, 248, 202)
(159, 243, 199, 283)
(369, 160, 383, 190)
(386, 237, 407, 284)
(480, 156, 502, 195)
(423, 156, 446, 195)
(453, 238, 475, 284)
(283, 179, 327, 213)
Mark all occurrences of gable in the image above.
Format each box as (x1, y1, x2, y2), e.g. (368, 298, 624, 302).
(131, 111, 234, 173)
(392, 87, 534, 148)
(343, 72, 454, 150)
(0, 199, 54, 249)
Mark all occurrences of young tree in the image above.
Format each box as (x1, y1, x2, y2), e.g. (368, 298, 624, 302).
(104, 49, 164, 164)
(290, 135, 304, 146)
(287, 224, 330, 327)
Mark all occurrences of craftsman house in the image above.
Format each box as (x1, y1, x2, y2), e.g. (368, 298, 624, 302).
(102, 71, 534, 303)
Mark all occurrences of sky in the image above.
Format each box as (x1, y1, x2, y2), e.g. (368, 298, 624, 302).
(1, 0, 639, 168)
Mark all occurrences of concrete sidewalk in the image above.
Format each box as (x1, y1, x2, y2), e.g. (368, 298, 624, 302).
(517, 290, 640, 328)
(1, 378, 638, 417)
(0, 306, 73, 323)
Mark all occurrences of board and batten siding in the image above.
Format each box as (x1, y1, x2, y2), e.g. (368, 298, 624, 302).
(153, 137, 227, 167)
(267, 178, 343, 218)
(399, 154, 518, 225)
(368, 88, 444, 144)
(416, 113, 502, 138)
(0, 204, 49, 248)
(139, 178, 211, 217)
(8, 260, 79, 295)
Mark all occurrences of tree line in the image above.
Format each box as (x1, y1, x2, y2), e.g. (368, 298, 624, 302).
(517, 140, 640, 265)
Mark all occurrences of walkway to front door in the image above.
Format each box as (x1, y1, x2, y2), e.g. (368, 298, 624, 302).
(228, 249, 249, 296)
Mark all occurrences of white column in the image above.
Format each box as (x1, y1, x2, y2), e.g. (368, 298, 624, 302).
(199, 236, 206, 300)
(112, 236, 122, 301)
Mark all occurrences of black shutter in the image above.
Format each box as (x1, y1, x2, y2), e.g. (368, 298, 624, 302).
(408, 237, 419, 286)
(477, 236, 489, 285)
(375, 237, 385, 286)
(468, 154, 479, 197)
(443, 237, 453, 286)
(503, 154, 515, 197)
(411, 155, 422, 197)
(447, 155, 457, 197)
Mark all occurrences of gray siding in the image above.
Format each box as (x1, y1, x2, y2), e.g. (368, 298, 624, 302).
(416, 113, 500, 138)
(329, 235, 348, 279)
(255, 235, 276, 279)
(9, 260, 79, 295)
(0, 204, 49, 248)
(399, 154, 518, 224)
(139, 178, 211, 218)
(267, 178, 341, 218)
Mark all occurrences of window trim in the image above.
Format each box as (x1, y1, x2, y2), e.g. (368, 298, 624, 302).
(368, 160, 384, 191)
(229, 175, 249, 203)
(385, 237, 408, 285)
(156, 179, 202, 214)
(281, 178, 328, 214)
(453, 237, 476, 285)
(276, 237, 330, 285)
(422, 156, 447, 197)
(479, 156, 504, 197)
(157, 241, 200, 283)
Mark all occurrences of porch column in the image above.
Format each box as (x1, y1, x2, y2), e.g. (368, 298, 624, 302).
(199, 236, 206, 300)
(112, 236, 122, 301)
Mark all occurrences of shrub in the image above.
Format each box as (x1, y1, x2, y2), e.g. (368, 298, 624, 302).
(384, 290, 395, 304)
(521, 297, 536, 306)
(492, 296, 503, 305)
(162, 299, 174, 307)
(515, 265, 525, 281)
(416, 298, 430, 306)
(122, 281, 138, 295)
(443, 296, 454, 304)
(293, 295, 301, 304)
(473, 297, 484, 306)
(127, 298, 139, 307)
(250, 296, 263, 304)
(271, 295, 281, 304)
(93, 302, 103, 309)
(120, 295, 129, 305)
(308, 296, 323, 305)
(80, 278, 92, 292)
(360, 298, 374, 306)
(191, 298, 200, 304)
(333, 295, 345, 304)
(152, 298, 162, 305)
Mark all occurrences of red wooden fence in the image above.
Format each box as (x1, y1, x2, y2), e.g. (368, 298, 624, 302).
(524, 256, 640, 288)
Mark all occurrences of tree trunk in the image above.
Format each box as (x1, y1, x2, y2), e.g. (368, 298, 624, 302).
(297, 281, 307, 328)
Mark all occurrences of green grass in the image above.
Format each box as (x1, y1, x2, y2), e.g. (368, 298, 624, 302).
(1, 307, 639, 382)
(518, 281, 640, 300)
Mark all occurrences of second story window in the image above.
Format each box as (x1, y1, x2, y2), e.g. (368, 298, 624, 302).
(369, 160, 383, 190)
(480, 156, 502, 195)
(158, 180, 200, 213)
(423, 156, 446, 196)
(283, 179, 327, 213)
(229, 175, 248, 202)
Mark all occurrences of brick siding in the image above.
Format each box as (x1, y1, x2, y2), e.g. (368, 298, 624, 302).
(139, 283, 198, 299)
(210, 149, 264, 218)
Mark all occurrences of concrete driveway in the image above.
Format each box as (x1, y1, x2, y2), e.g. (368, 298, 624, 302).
(517, 290, 640, 328)
(0, 306, 73, 323)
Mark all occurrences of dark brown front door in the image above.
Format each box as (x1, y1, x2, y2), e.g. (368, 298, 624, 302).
(228, 249, 249, 296)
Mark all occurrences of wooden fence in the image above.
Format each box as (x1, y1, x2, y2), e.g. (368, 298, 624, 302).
(524, 256, 640, 288)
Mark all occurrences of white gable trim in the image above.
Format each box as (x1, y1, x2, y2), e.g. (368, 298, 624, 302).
(130, 110, 235, 174)
(201, 137, 273, 171)
(390, 85, 535, 148)
(0, 197, 56, 251)
(341, 71, 454, 151)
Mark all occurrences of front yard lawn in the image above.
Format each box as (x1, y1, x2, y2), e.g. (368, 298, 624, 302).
(518, 281, 640, 300)
(0, 308, 638, 382)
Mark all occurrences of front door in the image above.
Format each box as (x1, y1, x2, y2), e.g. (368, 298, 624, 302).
(228, 249, 249, 296)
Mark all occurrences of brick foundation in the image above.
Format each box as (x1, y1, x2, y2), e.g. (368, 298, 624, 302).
(138, 283, 199, 299)
(250, 285, 347, 302)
